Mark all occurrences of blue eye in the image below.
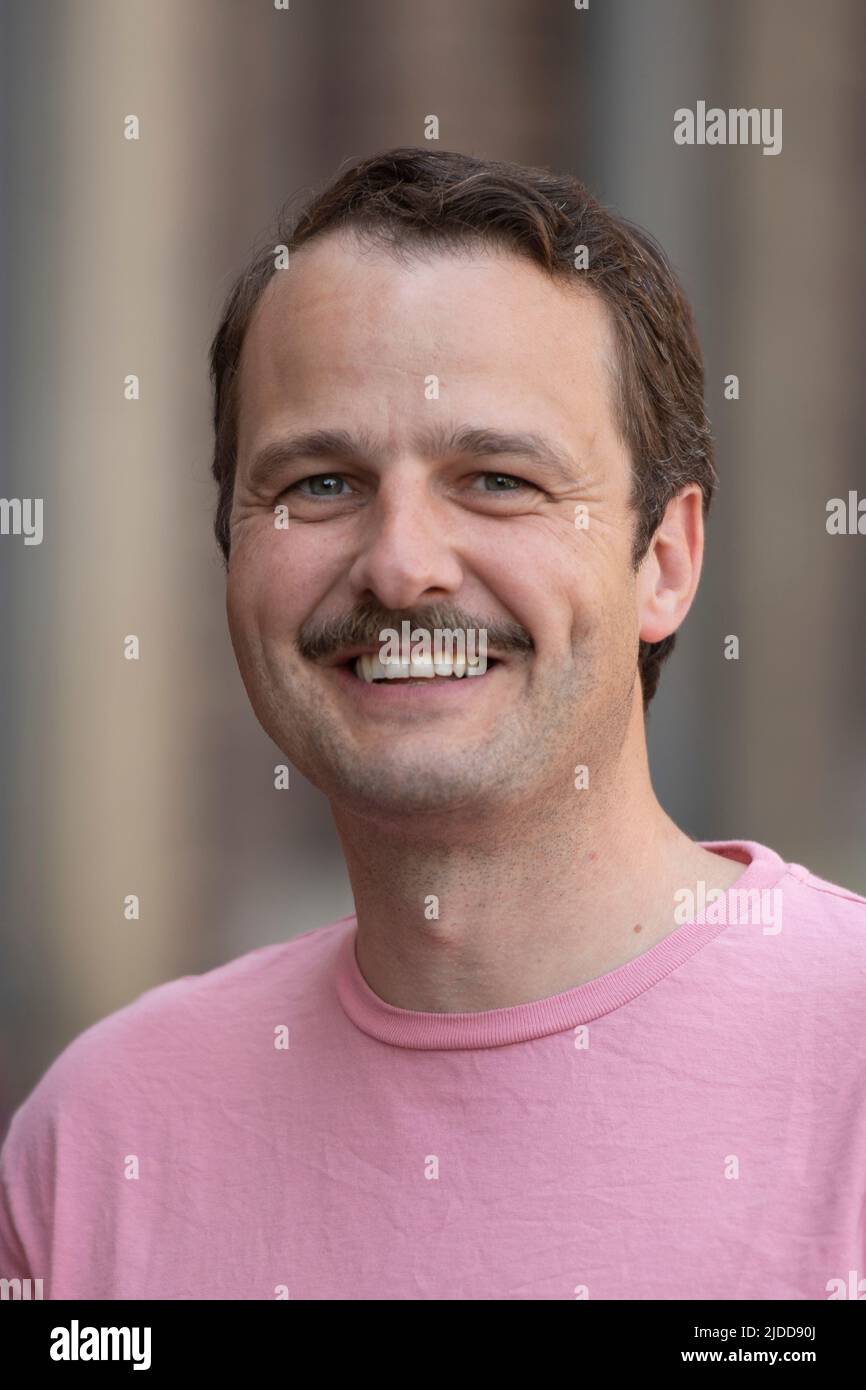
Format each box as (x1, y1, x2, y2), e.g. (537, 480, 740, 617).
(478, 472, 528, 491)
(296, 475, 350, 496)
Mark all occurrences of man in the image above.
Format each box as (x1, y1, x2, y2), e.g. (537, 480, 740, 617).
(2, 148, 864, 1301)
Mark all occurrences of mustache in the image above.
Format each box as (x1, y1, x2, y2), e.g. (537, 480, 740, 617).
(297, 600, 534, 662)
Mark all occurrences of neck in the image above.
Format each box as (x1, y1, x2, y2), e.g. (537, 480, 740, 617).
(330, 716, 744, 1013)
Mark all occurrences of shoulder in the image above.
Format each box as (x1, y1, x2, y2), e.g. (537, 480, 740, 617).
(698, 840, 866, 1033)
(756, 849, 866, 1012)
(1, 917, 355, 1151)
(779, 856, 866, 957)
(784, 859, 866, 916)
(711, 837, 866, 938)
(0, 918, 355, 1279)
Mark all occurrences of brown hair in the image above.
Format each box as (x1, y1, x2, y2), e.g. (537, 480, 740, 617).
(209, 147, 717, 709)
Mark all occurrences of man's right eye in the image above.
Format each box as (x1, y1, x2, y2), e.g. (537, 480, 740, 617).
(287, 474, 353, 498)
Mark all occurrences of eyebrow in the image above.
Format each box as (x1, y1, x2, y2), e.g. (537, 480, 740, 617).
(244, 424, 580, 493)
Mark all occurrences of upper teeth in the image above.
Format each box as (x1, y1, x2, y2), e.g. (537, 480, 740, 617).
(354, 654, 487, 682)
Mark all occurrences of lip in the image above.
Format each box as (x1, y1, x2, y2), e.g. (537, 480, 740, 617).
(325, 657, 504, 711)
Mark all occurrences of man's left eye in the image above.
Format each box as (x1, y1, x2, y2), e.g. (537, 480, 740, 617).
(474, 472, 532, 492)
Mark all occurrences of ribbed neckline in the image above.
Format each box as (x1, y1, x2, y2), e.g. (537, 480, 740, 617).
(334, 841, 790, 1050)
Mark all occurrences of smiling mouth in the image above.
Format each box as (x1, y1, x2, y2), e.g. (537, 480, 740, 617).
(348, 654, 499, 683)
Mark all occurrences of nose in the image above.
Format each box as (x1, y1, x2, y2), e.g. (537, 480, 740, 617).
(345, 464, 464, 609)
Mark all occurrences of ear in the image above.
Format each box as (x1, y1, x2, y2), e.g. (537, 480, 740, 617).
(636, 485, 705, 645)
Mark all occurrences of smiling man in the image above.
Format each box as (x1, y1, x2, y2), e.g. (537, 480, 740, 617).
(2, 148, 865, 1302)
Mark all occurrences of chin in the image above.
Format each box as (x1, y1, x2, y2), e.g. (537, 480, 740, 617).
(318, 754, 507, 820)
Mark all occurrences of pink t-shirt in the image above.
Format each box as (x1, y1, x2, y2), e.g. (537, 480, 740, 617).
(2, 839, 865, 1301)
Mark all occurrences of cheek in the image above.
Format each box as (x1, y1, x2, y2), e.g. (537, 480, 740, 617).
(225, 565, 258, 665)
(228, 535, 335, 646)
(539, 555, 635, 660)
(591, 574, 640, 665)
(527, 543, 602, 633)
(226, 548, 280, 652)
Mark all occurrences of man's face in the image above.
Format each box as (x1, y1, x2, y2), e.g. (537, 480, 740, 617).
(226, 232, 642, 819)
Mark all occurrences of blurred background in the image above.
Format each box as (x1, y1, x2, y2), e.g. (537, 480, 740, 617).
(1, 0, 864, 1125)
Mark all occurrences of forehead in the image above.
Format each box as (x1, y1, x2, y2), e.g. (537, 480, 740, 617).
(235, 230, 621, 466)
